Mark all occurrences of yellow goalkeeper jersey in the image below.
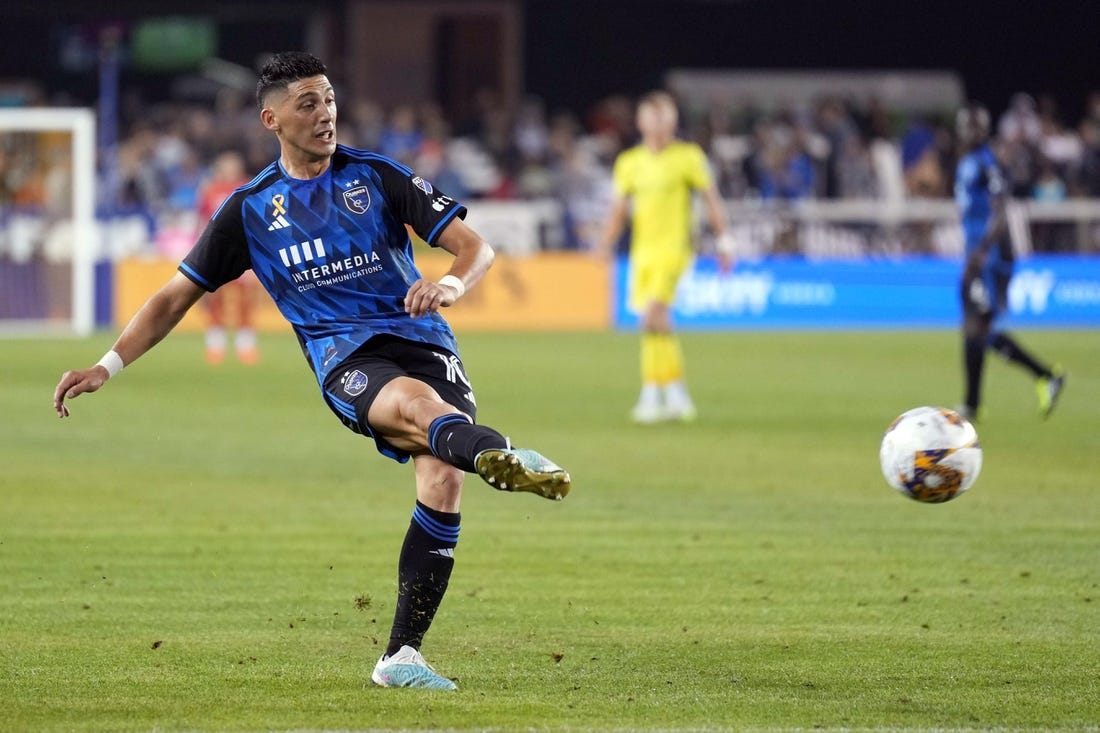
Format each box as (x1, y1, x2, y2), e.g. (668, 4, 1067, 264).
(611, 140, 713, 261)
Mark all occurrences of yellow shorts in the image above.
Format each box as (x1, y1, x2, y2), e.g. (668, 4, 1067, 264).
(628, 253, 691, 312)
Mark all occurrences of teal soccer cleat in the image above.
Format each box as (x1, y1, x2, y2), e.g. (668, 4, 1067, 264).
(371, 645, 457, 690)
(474, 447, 571, 501)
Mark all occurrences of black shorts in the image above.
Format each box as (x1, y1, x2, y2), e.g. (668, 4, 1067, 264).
(961, 268, 1011, 319)
(322, 335, 477, 463)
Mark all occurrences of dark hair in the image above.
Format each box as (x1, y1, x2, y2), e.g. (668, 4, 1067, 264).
(256, 52, 327, 107)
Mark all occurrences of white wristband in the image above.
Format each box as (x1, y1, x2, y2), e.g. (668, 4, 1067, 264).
(438, 274, 466, 298)
(96, 350, 124, 379)
(716, 231, 737, 256)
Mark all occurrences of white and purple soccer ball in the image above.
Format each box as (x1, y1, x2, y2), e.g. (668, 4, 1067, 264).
(879, 406, 983, 503)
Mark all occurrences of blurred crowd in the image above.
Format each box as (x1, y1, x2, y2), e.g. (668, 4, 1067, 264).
(5, 86, 1100, 254)
(693, 89, 1100, 204)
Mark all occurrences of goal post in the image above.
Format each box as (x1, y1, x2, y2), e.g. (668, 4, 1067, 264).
(0, 108, 97, 336)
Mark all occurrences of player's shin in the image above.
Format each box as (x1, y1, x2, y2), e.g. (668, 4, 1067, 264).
(385, 501, 460, 657)
(963, 335, 986, 411)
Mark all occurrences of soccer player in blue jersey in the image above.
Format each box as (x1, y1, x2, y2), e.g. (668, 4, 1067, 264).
(954, 102, 1065, 420)
(52, 52, 570, 690)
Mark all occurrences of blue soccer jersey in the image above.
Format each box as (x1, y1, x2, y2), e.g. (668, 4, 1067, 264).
(955, 145, 1008, 265)
(180, 145, 466, 383)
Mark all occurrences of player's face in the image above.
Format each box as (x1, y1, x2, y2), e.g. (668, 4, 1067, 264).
(264, 75, 338, 165)
(956, 108, 989, 149)
(637, 101, 677, 146)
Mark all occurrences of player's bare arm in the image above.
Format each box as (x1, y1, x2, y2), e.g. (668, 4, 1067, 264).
(967, 194, 1008, 277)
(702, 184, 735, 271)
(595, 193, 629, 260)
(404, 217, 494, 318)
(53, 273, 206, 417)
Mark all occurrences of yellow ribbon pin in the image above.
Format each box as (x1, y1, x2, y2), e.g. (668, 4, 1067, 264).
(272, 194, 286, 216)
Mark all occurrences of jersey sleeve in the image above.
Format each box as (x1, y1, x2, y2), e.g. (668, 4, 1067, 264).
(957, 156, 977, 187)
(179, 192, 251, 291)
(611, 151, 634, 196)
(374, 162, 467, 247)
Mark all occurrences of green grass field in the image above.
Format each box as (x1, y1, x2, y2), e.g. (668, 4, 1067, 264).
(3, 329, 1098, 732)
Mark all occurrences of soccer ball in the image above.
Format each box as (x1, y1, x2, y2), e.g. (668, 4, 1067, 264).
(879, 406, 982, 503)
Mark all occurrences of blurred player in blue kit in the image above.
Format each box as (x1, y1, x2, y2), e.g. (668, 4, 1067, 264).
(954, 102, 1065, 420)
(53, 52, 570, 690)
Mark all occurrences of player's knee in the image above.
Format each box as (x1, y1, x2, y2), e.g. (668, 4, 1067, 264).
(369, 382, 438, 440)
(405, 392, 462, 433)
(987, 331, 1009, 353)
(641, 308, 671, 333)
(963, 315, 989, 340)
(416, 461, 464, 510)
(434, 464, 464, 493)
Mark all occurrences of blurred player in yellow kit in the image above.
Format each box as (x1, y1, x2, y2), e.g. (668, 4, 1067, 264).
(597, 91, 732, 423)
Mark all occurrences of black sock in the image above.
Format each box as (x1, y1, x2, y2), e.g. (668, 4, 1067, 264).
(989, 332, 1051, 378)
(964, 336, 985, 410)
(385, 501, 460, 657)
(428, 413, 507, 473)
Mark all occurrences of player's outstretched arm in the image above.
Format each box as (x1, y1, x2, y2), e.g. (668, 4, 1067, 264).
(405, 218, 494, 318)
(53, 273, 206, 417)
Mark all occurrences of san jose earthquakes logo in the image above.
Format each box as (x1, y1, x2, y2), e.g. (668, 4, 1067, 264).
(341, 369, 368, 397)
(412, 176, 433, 195)
(342, 185, 371, 215)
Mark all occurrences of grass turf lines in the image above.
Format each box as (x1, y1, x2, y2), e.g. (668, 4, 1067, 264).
(2, 330, 1098, 732)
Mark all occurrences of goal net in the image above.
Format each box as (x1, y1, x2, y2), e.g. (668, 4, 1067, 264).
(0, 108, 96, 336)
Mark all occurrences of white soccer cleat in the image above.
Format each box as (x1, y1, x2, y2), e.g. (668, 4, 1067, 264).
(474, 447, 571, 501)
(954, 404, 978, 423)
(663, 400, 697, 423)
(661, 382, 696, 422)
(371, 645, 457, 690)
(630, 401, 666, 424)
